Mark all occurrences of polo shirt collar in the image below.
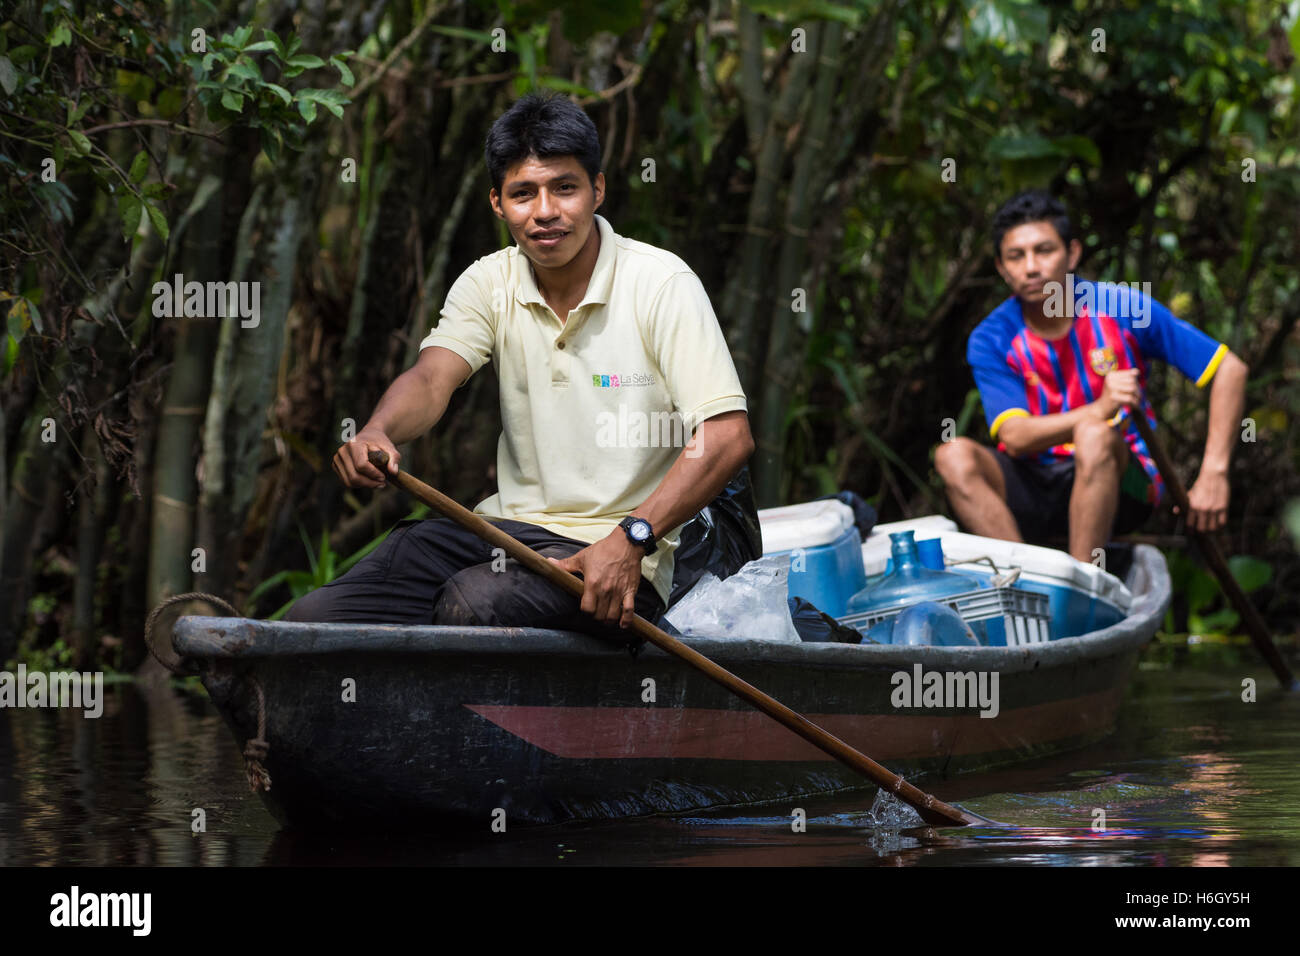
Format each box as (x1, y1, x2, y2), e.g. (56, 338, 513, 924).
(515, 213, 616, 312)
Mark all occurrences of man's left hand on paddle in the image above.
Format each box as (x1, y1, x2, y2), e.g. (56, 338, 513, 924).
(1182, 468, 1230, 532)
(548, 533, 645, 628)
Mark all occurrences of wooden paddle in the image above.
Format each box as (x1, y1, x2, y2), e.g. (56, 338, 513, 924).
(1125, 410, 1298, 690)
(367, 449, 982, 827)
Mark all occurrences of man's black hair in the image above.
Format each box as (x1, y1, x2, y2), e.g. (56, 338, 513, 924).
(484, 92, 601, 196)
(991, 189, 1073, 258)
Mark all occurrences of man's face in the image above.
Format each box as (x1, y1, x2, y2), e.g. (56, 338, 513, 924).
(490, 154, 605, 269)
(995, 221, 1081, 306)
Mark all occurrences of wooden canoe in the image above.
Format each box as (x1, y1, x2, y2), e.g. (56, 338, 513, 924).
(172, 544, 1170, 829)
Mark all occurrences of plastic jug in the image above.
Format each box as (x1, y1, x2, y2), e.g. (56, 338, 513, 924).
(846, 531, 975, 616)
(891, 601, 979, 646)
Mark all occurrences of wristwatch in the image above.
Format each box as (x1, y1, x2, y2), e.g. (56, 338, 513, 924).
(618, 516, 657, 556)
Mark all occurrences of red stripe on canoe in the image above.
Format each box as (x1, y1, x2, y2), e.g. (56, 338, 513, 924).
(465, 688, 1123, 761)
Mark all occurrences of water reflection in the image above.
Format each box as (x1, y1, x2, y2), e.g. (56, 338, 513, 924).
(1, 651, 1297, 866)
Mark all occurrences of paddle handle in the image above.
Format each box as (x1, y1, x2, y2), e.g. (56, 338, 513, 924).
(1127, 410, 1297, 689)
(367, 450, 979, 827)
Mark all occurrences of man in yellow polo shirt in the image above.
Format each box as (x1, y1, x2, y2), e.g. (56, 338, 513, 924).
(286, 93, 754, 643)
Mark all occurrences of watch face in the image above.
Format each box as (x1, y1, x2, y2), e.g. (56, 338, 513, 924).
(630, 520, 651, 541)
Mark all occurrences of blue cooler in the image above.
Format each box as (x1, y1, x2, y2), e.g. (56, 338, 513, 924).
(758, 500, 866, 617)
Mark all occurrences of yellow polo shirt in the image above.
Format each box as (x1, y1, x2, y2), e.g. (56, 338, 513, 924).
(418, 213, 748, 604)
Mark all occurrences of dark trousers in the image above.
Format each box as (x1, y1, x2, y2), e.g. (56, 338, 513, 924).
(284, 517, 664, 648)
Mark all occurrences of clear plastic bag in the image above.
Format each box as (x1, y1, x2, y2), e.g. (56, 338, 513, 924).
(662, 554, 801, 642)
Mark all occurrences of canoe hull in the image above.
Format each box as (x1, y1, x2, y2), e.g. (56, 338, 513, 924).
(175, 545, 1169, 829)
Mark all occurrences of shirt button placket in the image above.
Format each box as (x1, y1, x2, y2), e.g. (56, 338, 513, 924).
(553, 336, 569, 384)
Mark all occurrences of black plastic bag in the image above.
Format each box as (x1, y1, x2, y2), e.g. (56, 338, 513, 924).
(667, 465, 763, 607)
(815, 490, 878, 541)
(788, 596, 867, 643)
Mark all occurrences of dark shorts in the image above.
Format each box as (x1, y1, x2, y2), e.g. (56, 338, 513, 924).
(283, 517, 664, 649)
(993, 451, 1154, 546)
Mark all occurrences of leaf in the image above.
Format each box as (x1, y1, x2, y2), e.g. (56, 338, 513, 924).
(221, 90, 244, 112)
(6, 298, 30, 344)
(247, 569, 291, 605)
(427, 25, 503, 46)
(7, 45, 38, 66)
(156, 87, 185, 118)
(146, 203, 169, 241)
(331, 57, 354, 86)
(1050, 134, 1101, 166)
(302, 88, 350, 105)
(299, 87, 350, 118)
(536, 75, 600, 98)
(129, 150, 149, 184)
(1284, 500, 1300, 552)
(263, 82, 292, 105)
(68, 130, 92, 156)
(297, 97, 318, 123)
(264, 28, 286, 60)
(259, 125, 281, 162)
(987, 132, 1061, 161)
(227, 60, 261, 82)
(242, 41, 276, 53)
(49, 21, 72, 48)
(1184, 565, 1219, 614)
(25, 298, 42, 334)
(0, 56, 16, 96)
(518, 31, 538, 83)
(287, 53, 324, 69)
(1192, 608, 1239, 635)
(117, 193, 142, 242)
(1227, 555, 1272, 594)
(743, 0, 859, 25)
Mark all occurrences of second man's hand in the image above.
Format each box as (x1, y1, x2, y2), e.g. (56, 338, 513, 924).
(548, 532, 646, 628)
(333, 427, 401, 489)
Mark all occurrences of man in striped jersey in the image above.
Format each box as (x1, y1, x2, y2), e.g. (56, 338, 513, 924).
(935, 190, 1248, 562)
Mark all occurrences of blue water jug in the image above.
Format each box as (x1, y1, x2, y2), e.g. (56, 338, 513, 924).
(891, 601, 979, 646)
(846, 531, 975, 617)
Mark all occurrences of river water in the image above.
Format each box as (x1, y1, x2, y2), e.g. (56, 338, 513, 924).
(1, 637, 1296, 866)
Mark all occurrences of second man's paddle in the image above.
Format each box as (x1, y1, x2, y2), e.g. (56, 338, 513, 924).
(1127, 410, 1297, 690)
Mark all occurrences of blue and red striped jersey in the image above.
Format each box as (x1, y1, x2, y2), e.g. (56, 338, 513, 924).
(967, 279, 1228, 505)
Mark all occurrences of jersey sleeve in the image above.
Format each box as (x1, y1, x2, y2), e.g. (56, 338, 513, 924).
(417, 261, 496, 376)
(968, 324, 1029, 439)
(647, 271, 748, 433)
(1127, 288, 1227, 388)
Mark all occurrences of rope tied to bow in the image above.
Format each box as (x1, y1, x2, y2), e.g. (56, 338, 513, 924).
(242, 674, 272, 793)
(145, 591, 272, 792)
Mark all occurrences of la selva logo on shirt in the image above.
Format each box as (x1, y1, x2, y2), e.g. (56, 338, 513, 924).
(592, 371, 656, 387)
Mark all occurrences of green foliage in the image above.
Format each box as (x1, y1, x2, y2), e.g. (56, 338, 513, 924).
(1285, 500, 1300, 552)
(1164, 549, 1276, 636)
(248, 506, 430, 620)
(16, 636, 73, 672)
(0, 4, 355, 283)
(185, 26, 355, 162)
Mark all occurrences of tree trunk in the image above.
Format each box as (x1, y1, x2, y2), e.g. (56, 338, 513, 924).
(146, 177, 224, 610)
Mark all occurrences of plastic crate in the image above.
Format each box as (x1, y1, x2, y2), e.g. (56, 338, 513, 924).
(836, 585, 1052, 646)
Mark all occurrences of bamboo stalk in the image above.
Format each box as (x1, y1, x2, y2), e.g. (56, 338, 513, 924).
(753, 21, 844, 504)
(723, 22, 820, 396)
